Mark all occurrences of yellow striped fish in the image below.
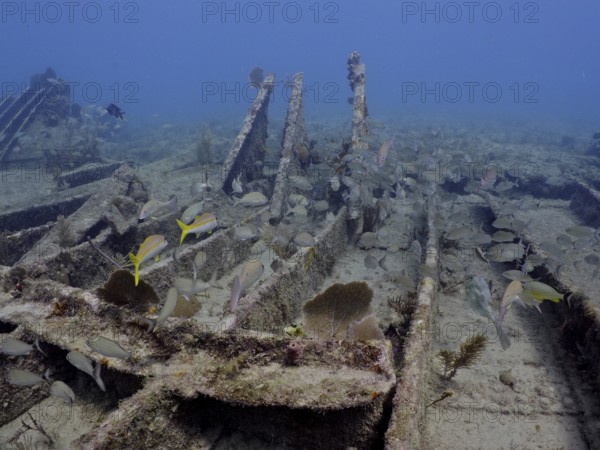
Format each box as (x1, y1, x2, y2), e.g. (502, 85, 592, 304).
(176, 212, 217, 246)
(128, 235, 168, 286)
(520, 281, 564, 313)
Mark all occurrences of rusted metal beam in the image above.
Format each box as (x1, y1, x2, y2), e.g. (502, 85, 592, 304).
(570, 182, 600, 227)
(219, 74, 274, 194)
(385, 199, 438, 449)
(269, 72, 309, 223)
(347, 51, 368, 153)
(0, 85, 55, 162)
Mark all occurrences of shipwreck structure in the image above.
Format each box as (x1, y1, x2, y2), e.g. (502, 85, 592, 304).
(3, 54, 600, 450)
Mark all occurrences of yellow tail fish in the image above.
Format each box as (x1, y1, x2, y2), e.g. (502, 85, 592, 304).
(128, 235, 168, 286)
(176, 212, 217, 246)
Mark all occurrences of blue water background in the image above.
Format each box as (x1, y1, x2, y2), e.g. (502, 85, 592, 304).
(1, 0, 599, 127)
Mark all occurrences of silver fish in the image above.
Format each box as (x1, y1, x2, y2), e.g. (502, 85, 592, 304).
(190, 181, 209, 198)
(566, 225, 595, 239)
(288, 194, 310, 207)
(287, 205, 309, 221)
(250, 239, 268, 256)
(465, 276, 511, 350)
(329, 176, 340, 192)
(181, 201, 205, 225)
(293, 232, 314, 247)
(502, 270, 533, 282)
(152, 287, 179, 330)
(174, 272, 222, 300)
(364, 253, 387, 270)
(0, 336, 33, 356)
(232, 174, 243, 194)
(2, 336, 46, 357)
(193, 251, 207, 278)
(364, 254, 378, 269)
(87, 336, 132, 359)
(7, 368, 44, 386)
(498, 280, 524, 328)
(469, 232, 492, 245)
(234, 224, 260, 241)
(491, 216, 514, 229)
(234, 192, 268, 207)
(67, 351, 106, 391)
(229, 260, 264, 311)
(446, 227, 471, 241)
(492, 231, 516, 243)
(313, 200, 329, 212)
(555, 234, 573, 250)
(409, 240, 422, 260)
(50, 380, 75, 405)
(139, 195, 177, 221)
(358, 232, 378, 249)
(94, 362, 106, 392)
(289, 175, 313, 191)
(487, 243, 525, 263)
(66, 351, 94, 377)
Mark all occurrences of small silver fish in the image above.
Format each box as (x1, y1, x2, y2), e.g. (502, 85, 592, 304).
(376, 137, 394, 168)
(234, 192, 268, 207)
(293, 231, 315, 247)
(229, 260, 264, 311)
(409, 240, 422, 260)
(250, 239, 268, 256)
(364, 254, 378, 269)
(313, 200, 329, 212)
(491, 216, 514, 229)
(565, 225, 595, 239)
(190, 181, 209, 198)
(66, 351, 106, 392)
(288, 175, 313, 191)
(498, 280, 524, 328)
(232, 174, 243, 194)
(358, 232, 378, 249)
(139, 195, 177, 221)
(0, 336, 33, 356)
(147, 287, 179, 332)
(66, 350, 94, 377)
(287, 205, 308, 217)
(234, 224, 260, 241)
(502, 270, 533, 282)
(465, 276, 511, 350)
(364, 253, 387, 271)
(7, 368, 45, 386)
(329, 176, 340, 192)
(181, 201, 205, 225)
(492, 231, 516, 243)
(87, 336, 132, 359)
(0, 336, 46, 357)
(446, 227, 471, 241)
(174, 272, 222, 301)
(288, 194, 309, 207)
(50, 380, 75, 405)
